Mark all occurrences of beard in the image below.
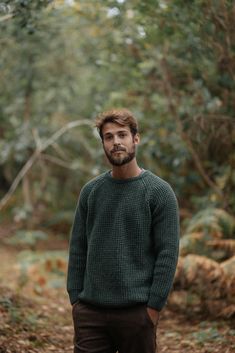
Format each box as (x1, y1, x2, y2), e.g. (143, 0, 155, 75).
(104, 145, 136, 166)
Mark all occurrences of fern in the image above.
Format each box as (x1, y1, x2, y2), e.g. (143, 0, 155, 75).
(186, 208, 235, 239)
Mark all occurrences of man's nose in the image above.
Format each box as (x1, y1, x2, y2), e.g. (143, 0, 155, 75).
(113, 135, 121, 145)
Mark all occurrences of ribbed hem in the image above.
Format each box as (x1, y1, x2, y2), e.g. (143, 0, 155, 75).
(68, 289, 79, 305)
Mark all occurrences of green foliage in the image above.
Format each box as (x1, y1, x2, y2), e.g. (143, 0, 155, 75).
(42, 210, 75, 228)
(185, 208, 235, 238)
(16, 250, 67, 291)
(5, 230, 48, 247)
(180, 208, 235, 260)
(0, 0, 234, 216)
(180, 232, 212, 257)
(192, 326, 226, 346)
(0, 293, 39, 328)
(11, 204, 33, 222)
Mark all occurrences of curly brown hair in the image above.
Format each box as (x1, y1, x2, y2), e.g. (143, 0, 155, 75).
(95, 109, 138, 140)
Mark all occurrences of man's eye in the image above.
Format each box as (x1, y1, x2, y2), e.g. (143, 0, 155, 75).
(119, 133, 126, 138)
(105, 135, 112, 140)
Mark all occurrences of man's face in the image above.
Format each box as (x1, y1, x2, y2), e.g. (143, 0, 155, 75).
(102, 123, 140, 166)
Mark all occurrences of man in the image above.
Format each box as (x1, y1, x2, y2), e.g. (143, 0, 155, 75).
(67, 109, 180, 353)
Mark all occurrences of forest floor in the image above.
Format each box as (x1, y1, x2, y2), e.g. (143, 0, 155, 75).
(0, 228, 235, 353)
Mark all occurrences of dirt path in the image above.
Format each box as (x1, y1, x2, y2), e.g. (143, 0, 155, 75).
(0, 244, 234, 353)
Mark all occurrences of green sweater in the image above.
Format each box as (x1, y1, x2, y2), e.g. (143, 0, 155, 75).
(67, 170, 179, 311)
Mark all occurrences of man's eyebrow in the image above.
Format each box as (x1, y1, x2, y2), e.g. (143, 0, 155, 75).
(104, 130, 128, 136)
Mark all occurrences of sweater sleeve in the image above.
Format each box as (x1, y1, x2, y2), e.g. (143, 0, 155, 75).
(67, 188, 88, 305)
(147, 184, 180, 311)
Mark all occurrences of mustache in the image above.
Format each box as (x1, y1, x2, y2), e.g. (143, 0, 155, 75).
(111, 147, 126, 153)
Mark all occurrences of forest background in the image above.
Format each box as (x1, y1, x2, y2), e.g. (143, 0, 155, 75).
(0, 0, 235, 352)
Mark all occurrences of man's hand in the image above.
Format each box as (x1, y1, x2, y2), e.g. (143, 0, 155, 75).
(72, 300, 80, 309)
(147, 307, 160, 326)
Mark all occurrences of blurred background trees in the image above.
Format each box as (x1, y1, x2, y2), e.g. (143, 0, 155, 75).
(0, 0, 234, 320)
(0, 0, 234, 222)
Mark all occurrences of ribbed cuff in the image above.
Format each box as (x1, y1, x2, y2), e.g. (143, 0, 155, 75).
(147, 296, 166, 311)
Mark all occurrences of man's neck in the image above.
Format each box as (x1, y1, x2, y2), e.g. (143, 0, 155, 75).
(111, 159, 142, 179)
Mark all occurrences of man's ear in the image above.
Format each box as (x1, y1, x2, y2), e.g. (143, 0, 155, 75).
(134, 133, 140, 145)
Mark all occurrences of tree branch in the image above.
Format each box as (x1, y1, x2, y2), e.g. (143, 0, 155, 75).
(0, 14, 14, 22)
(0, 119, 92, 210)
(41, 153, 77, 169)
(160, 57, 223, 198)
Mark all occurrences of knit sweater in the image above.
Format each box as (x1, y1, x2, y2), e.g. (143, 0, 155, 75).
(67, 170, 179, 311)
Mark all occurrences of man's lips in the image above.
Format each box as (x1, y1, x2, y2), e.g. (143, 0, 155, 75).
(111, 148, 126, 153)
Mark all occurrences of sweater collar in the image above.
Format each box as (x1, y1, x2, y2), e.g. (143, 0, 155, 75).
(105, 169, 148, 184)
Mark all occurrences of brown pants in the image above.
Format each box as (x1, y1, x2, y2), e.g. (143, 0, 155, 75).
(72, 301, 158, 353)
